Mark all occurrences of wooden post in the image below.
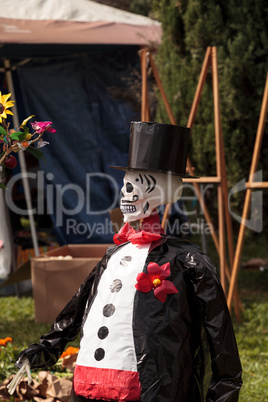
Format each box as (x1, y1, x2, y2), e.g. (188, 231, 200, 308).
(227, 72, 268, 309)
(211, 47, 226, 292)
(211, 50, 235, 267)
(211, 49, 239, 313)
(187, 47, 211, 130)
(245, 182, 268, 189)
(140, 49, 149, 122)
(148, 53, 176, 125)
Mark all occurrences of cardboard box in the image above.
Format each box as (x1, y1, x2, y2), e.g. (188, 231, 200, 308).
(31, 244, 112, 323)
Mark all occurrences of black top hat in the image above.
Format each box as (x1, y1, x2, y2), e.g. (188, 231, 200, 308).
(111, 121, 195, 177)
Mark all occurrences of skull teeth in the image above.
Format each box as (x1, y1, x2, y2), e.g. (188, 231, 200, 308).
(121, 204, 137, 213)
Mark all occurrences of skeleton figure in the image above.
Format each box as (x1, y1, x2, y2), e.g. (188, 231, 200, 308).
(7, 170, 183, 396)
(120, 170, 183, 222)
(9, 122, 242, 401)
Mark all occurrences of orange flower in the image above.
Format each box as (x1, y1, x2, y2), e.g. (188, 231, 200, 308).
(60, 346, 79, 359)
(21, 141, 29, 148)
(0, 337, 13, 347)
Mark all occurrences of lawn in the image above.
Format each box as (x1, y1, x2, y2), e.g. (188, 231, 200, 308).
(0, 234, 267, 401)
(233, 269, 268, 401)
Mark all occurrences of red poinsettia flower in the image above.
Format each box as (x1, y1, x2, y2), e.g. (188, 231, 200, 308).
(135, 262, 178, 302)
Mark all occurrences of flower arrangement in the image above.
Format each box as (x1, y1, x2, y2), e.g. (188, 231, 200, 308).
(0, 91, 56, 189)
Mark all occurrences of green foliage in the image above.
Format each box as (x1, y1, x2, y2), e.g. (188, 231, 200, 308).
(130, 0, 152, 16)
(9, 131, 24, 141)
(0, 343, 20, 382)
(152, 0, 268, 228)
(26, 146, 45, 162)
(0, 126, 7, 136)
(0, 182, 7, 190)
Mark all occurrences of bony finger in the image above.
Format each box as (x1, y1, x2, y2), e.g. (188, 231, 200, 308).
(26, 364, 32, 385)
(7, 374, 22, 394)
(7, 369, 25, 395)
(7, 372, 21, 390)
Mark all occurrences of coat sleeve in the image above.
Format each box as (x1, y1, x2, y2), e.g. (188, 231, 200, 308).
(184, 251, 242, 402)
(16, 259, 103, 370)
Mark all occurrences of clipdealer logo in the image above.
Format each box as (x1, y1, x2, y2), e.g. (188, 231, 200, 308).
(5, 172, 119, 226)
(65, 217, 213, 240)
(4, 170, 264, 235)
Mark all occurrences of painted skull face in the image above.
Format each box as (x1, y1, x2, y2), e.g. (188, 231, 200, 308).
(120, 170, 183, 222)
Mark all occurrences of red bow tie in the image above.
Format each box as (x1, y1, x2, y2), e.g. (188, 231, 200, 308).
(113, 212, 165, 245)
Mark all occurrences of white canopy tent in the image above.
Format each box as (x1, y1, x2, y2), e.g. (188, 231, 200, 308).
(0, 0, 161, 46)
(0, 0, 161, 279)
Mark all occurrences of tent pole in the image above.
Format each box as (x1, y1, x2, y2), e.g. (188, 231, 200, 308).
(0, 189, 20, 296)
(4, 58, 40, 257)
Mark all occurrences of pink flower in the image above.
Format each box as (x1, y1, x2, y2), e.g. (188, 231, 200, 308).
(135, 262, 178, 302)
(31, 121, 56, 133)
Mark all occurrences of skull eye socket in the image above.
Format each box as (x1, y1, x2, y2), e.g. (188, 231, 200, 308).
(126, 182, 134, 193)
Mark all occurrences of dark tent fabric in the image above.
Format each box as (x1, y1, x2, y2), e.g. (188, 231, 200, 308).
(16, 50, 140, 244)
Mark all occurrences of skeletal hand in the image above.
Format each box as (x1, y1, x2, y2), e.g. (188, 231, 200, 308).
(7, 357, 32, 395)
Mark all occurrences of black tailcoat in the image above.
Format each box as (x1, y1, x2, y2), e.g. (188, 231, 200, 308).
(17, 236, 242, 401)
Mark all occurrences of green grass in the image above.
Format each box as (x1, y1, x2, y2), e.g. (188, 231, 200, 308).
(233, 269, 268, 402)
(191, 230, 268, 401)
(0, 296, 51, 347)
(0, 248, 267, 401)
(0, 295, 81, 349)
(0, 295, 80, 388)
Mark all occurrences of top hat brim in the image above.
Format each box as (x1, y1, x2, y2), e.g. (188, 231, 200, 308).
(110, 165, 199, 179)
